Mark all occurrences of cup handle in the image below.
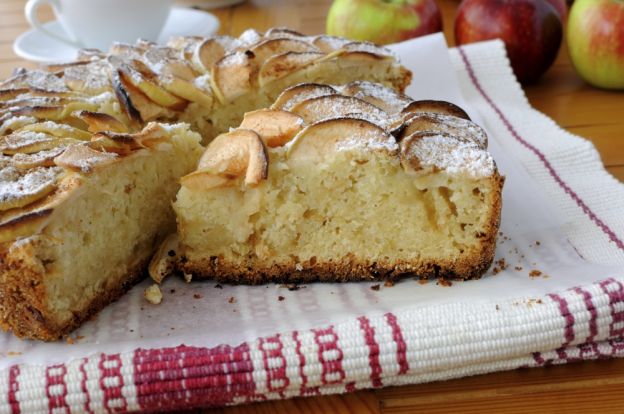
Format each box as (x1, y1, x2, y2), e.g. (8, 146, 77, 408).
(25, 0, 82, 48)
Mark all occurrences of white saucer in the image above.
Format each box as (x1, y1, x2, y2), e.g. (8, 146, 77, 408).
(13, 7, 220, 63)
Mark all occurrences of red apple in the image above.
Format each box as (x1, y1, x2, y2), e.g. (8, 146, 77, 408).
(454, 0, 563, 84)
(567, 0, 624, 90)
(545, 0, 567, 21)
(326, 0, 443, 45)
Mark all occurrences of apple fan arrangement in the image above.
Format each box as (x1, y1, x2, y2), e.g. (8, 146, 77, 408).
(327, 0, 624, 89)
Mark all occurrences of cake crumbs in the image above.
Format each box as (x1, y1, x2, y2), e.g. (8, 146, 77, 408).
(144, 284, 163, 305)
(417, 279, 428, 285)
(529, 270, 542, 278)
(535, 241, 541, 246)
(495, 305, 500, 311)
(515, 266, 523, 271)
(228, 296, 236, 304)
(7, 351, 22, 356)
(278, 296, 285, 301)
(526, 298, 545, 307)
(193, 293, 203, 299)
(281, 283, 304, 291)
(383, 280, 395, 288)
(370, 284, 381, 291)
(437, 279, 453, 287)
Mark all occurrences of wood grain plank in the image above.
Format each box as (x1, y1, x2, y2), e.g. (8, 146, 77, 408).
(382, 387, 624, 414)
(0, 0, 33, 14)
(203, 390, 380, 414)
(607, 165, 624, 182)
(567, 124, 624, 167)
(378, 359, 624, 413)
(230, 0, 299, 35)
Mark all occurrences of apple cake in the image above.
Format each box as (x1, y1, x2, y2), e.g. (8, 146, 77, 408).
(0, 29, 412, 340)
(173, 82, 504, 283)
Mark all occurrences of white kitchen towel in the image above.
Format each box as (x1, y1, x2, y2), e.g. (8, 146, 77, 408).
(451, 40, 624, 266)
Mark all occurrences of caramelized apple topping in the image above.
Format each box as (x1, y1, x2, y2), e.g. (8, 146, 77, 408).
(240, 109, 304, 147)
(181, 129, 268, 190)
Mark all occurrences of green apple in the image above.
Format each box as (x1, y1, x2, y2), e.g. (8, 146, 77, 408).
(568, 0, 624, 90)
(326, 0, 443, 45)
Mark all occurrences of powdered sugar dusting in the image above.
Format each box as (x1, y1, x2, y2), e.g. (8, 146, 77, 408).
(295, 95, 393, 129)
(219, 52, 249, 68)
(312, 35, 351, 52)
(12, 147, 66, 169)
(342, 42, 396, 59)
(1, 70, 68, 92)
(5, 96, 64, 110)
(0, 116, 36, 135)
(30, 121, 80, 135)
(54, 144, 119, 173)
(334, 128, 398, 153)
(87, 91, 115, 105)
(339, 81, 411, 113)
(403, 134, 494, 178)
(280, 87, 336, 111)
(194, 74, 212, 91)
(405, 112, 488, 149)
(63, 60, 111, 92)
(0, 131, 55, 153)
(238, 29, 263, 48)
(0, 165, 62, 205)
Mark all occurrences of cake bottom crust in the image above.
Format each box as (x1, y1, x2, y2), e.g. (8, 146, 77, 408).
(0, 256, 149, 341)
(181, 240, 496, 284)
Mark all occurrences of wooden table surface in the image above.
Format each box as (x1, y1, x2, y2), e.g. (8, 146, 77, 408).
(2, 0, 623, 412)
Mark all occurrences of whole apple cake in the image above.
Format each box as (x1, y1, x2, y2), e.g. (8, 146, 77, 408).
(172, 82, 504, 283)
(0, 29, 411, 340)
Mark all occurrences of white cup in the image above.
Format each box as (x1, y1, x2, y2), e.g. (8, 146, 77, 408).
(25, 0, 175, 51)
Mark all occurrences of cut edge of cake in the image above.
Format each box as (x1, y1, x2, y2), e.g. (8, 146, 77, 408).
(170, 82, 505, 285)
(0, 123, 204, 340)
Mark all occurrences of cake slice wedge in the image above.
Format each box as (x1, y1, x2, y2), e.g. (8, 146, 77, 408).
(0, 123, 203, 340)
(172, 82, 504, 283)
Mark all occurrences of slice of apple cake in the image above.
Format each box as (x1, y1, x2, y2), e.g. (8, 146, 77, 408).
(173, 82, 504, 283)
(0, 121, 203, 340)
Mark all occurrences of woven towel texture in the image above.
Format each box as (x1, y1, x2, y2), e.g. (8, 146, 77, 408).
(0, 40, 623, 413)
